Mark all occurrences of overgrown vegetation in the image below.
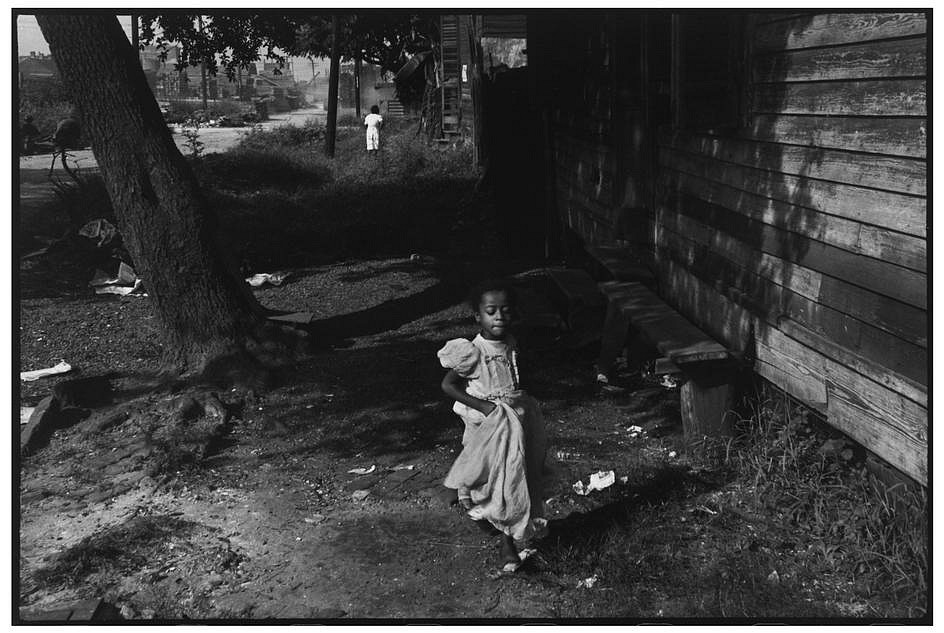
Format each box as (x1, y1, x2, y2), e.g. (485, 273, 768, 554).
(535, 382, 927, 619)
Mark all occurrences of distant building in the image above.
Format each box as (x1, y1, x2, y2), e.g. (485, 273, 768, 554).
(18, 51, 57, 85)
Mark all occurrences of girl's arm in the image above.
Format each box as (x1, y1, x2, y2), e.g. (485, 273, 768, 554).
(441, 369, 496, 416)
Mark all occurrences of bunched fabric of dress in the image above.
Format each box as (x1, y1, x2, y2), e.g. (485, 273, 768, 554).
(438, 336, 547, 543)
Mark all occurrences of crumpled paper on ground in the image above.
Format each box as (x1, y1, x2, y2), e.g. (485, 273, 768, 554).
(246, 272, 291, 287)
(572, 470, 616, 496)
(347, 465, 376, 475)
(21, 360, 72, 382)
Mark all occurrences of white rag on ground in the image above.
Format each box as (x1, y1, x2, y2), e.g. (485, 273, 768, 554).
(20, 360, 72, 382)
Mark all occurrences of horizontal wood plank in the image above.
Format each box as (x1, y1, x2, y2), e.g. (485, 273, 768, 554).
(779, 318, 926, 406)
(660, 188, 927, 309)
(755, 37, 926, 83)
(756, 325, 927, 484)
(753, 78, 926, 116)
(745, 114, 926, 158)
(600, 281, 729, 364)
(663, 130, 925, 196)
(654, 218, 929, 349)
(753, 12, 927, 52)
(656, 257, 754, 353)
(660, 169, 926, 271)
(655, 241, 927, 384)
(658, 147, 926, 237)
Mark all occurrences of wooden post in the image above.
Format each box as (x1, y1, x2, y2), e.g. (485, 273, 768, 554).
(354, 55, 362, 119)
(325, 14, 341, 158)
(468, 15, 486, 168)
(680, 380, 735, 439)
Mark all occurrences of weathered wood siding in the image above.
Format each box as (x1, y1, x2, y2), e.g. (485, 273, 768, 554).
(656, 12, 927, 483)
(529, 12, 651, 246)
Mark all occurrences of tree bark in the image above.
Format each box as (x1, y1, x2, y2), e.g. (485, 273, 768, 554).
(37, 15, 268, 375)
(325, 15, 341, 157)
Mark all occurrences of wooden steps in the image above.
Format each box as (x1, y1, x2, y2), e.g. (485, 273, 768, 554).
(587, 245, 656, 284)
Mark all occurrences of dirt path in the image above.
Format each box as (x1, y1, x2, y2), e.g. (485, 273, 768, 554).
(19, 249, 697, 620)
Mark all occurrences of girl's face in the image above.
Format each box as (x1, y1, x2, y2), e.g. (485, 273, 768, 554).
(475, 290, 515, 340)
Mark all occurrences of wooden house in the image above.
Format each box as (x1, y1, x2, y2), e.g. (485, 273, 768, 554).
(526, 11, 928, 484)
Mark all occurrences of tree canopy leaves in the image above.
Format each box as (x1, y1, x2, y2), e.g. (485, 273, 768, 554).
(139, 12, 439, 79)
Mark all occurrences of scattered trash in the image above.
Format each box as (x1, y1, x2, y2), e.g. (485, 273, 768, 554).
(21, 360, 72, 382)
(660, 375, 680, 389)
(619, 476, 628, 484)
(555, 450, 580, 461)
(351, 490, 370, 501)
(577, 574, 600, 589)
(303, 514, 327, 524)
(595, 372, 609, 384)
(78, 218, 117, 248)
(389, 464, 415, 471)
(246, 272, 291, 287)
(626, 424, 645, 438)
(572, 470, 616, 496)
(767, 570, 780, 585)
(347, 465, 376, 475)
(95, 278, 145, 296)
(20, 407, 35, 425)
(668, 451, 677, 458)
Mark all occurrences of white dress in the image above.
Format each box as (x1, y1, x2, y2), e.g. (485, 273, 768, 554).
(437, 335, 547, 542)
(364, 112, 383, 150)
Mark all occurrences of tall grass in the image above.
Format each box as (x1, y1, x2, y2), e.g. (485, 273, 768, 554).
(723, 384, 928, 614)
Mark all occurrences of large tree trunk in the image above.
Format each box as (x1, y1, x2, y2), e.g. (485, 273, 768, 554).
(325, 15, 341, 157)
(37, 15, 269, 375)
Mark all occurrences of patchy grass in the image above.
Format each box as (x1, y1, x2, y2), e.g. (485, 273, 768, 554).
(531, 382, 927, 620)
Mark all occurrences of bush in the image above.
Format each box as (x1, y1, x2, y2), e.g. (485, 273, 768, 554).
(163, 99, 251, 125)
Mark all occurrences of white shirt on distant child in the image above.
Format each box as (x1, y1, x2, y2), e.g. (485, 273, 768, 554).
(364, 112, 383, 150)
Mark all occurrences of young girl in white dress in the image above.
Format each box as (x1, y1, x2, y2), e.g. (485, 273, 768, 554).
(437, 280, 547, 570)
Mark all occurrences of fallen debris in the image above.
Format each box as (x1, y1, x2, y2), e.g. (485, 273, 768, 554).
(660, 375, 680, 389)
(246, 272, 291, 287)
(572, 470, 616, 496)
(351, 490, 370, 501)
(20, 360, 72, 382)
(347, 465, 376, 475)
(78, 218, 118, 248)
(577, 574, 600, 589)
(388, 464, 415, 471)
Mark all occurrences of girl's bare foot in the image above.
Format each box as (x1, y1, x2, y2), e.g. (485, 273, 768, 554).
(500, 535, 519, 565)
(459, 497, 474, 511)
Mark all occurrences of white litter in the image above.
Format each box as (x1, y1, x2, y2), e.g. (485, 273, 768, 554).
(351, 490, 370, 501)
(577, 574, 600, 589)
(668, 451, 678, 458)
(20, 360, 72, 382)
(619, 476, 628, 484)
(572, 470, 616, 496)
(246, 272, 291, 287)
(389, 464, 415, 471)
(660, 375, 680, 389)
(626, 425, 643, 434)
(347, 465, 376, 475)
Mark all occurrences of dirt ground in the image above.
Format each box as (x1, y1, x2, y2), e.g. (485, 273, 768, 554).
(17, 121, 921, 623)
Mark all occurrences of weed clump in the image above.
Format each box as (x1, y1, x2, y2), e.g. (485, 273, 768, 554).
(720, 386, 928, 616)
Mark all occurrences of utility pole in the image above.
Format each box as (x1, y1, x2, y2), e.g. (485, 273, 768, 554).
(325, 14, 341, 157)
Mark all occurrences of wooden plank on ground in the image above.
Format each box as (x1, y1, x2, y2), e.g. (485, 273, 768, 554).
(658, 146, 926, 237)
(753, 78, 926, 116)
(600, 281, 729, 364)
(654, 231, 929, 384)
(745, 114, 926, 158)
(660, 189, 927, 309)
(664, 130, 926, 196)
(753, 12, 927, 52)
(654, 217, 929, 348)
(660, 169, 926, 271)
(754, 37, 926, 83)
